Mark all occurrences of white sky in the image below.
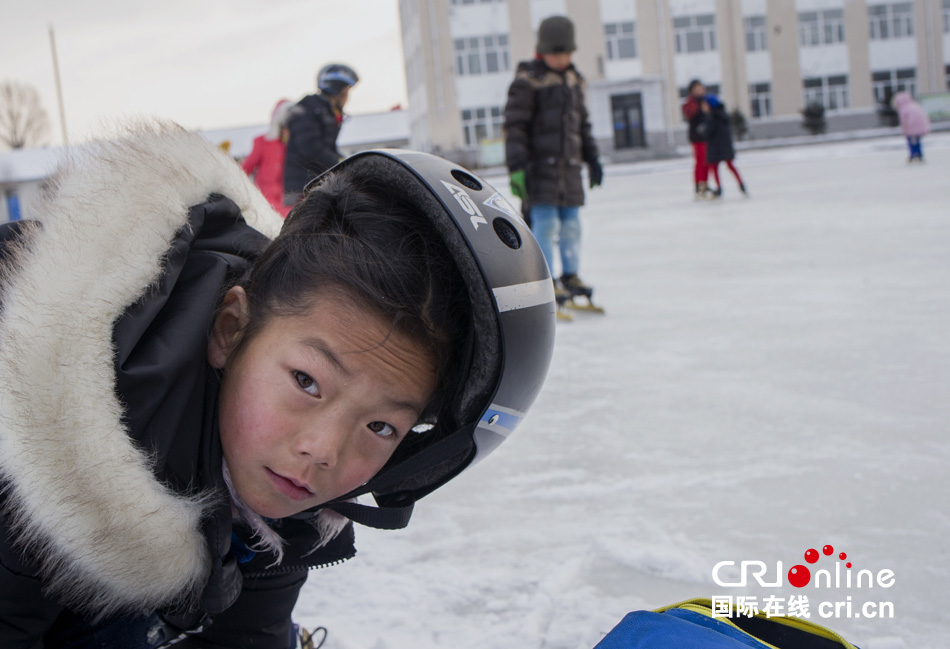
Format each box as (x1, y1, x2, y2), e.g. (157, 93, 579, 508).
(0, 0, 408, 148)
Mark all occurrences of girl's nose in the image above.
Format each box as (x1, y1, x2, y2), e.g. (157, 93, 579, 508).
(296, 412, 349, 469)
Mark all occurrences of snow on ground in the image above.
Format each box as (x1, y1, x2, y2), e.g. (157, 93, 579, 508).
(293, 133, 950, 649)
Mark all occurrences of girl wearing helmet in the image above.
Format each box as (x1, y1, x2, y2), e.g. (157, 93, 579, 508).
(0, 122, 555, 648)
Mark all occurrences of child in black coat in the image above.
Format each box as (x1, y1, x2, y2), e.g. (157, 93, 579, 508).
(702, 95, 747, 198)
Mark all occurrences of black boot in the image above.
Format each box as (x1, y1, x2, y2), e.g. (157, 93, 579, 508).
(560, 273, 592, 298)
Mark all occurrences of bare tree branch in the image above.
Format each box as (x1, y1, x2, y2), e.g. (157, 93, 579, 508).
(0, 81, 51, 149)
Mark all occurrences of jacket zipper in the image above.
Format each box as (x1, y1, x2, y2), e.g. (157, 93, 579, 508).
(557, 70, 568, 204)
(242, 550, 356, 579)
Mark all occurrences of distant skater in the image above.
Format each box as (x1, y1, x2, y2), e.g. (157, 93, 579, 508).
(702, 95, 746, 197)
(892, 91, 930, 163)
(283, 63, 359, 208)
(242, 99, 293, 217)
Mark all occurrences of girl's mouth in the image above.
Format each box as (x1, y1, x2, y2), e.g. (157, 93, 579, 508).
(266, 468, 314, 501)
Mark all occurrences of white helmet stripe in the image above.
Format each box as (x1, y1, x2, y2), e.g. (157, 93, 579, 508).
(492, 278, 555, 313)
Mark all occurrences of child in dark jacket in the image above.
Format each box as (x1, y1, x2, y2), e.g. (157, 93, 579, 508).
(702, 94, 747, 198)
(504, 15, 603, 300)
(0, 123, 555, 649)
(283, 63, 359, 207)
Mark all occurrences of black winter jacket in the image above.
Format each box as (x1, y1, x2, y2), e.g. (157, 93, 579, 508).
(0, 125, 355, 649)
(503, 59, 599, 207)
(283, 93, 343, 196)
(703, 104, 735, 163)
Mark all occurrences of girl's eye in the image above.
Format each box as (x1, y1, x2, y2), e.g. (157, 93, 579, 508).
(367, 421, 396, 439)
(293, 371, 320, 397)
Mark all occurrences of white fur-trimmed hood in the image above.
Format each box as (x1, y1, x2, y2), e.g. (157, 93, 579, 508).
(0, 121, 284, 616)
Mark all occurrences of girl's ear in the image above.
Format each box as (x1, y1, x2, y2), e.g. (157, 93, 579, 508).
(208, 286, 250, 369)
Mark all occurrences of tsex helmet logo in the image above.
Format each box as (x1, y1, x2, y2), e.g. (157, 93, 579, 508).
(441, 181, 488, 230)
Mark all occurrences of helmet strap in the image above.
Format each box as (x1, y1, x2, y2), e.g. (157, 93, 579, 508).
(321, 426, 476, 529)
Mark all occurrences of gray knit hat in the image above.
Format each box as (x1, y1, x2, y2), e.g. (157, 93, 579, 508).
(537, 15, 576, 54)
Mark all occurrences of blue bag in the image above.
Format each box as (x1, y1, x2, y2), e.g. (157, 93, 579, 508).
(595, 598, 859, 649)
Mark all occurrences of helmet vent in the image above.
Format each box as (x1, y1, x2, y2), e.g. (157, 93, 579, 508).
(451, 169, 482, 191)
(492, 217, 522, 250)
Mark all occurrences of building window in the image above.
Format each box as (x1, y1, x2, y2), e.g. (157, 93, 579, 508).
(749, 82, 772, 117)
(461, 106, 503, 146)
(803, 75, 849, 110)
(605, 21, 638, 59)
(799, 9, 845, 46)
(672, 14, 717, 54)
(869, 3, 914, 40)
(744, 15, 768, 51)
(944, 0, 950, 32)
(872, 68, 918, 103)
(454, 34, 511, 76)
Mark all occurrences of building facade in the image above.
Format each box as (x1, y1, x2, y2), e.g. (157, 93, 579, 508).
(398, 0, 950, 163)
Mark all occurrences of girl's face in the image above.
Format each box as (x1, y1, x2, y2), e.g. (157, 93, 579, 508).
(209, 286, 437, 519)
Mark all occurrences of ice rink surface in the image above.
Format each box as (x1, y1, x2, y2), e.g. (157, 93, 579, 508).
(294, 132, 950, 649)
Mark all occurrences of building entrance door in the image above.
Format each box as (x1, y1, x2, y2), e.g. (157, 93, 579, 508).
(611, 93, 645, 149)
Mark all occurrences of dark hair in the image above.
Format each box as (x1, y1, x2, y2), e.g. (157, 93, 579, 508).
(688, 79, 704, 92)
(236, 168, 471, 421)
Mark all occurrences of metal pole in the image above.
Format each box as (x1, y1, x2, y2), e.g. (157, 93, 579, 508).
(48, 24, 68, 145)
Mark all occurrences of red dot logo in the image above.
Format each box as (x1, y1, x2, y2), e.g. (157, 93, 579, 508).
(846, 562, 852, 569)
(788, 565, 811, 588)
(822, 545, 834, 556)
(839, 552, 847, 560)
(804, 549, 819, 563)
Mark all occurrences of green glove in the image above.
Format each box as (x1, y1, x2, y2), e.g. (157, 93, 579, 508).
(510, 169, 527, 200)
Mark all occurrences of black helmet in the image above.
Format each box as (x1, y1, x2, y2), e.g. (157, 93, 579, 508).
(317, 63, 359, 95)
(304, 150, 557, 529)
(537, 15, 576, 54)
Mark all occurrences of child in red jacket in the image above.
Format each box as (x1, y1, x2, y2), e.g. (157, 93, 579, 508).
(242, 99, 293, 216)
(682, 79, 710, 199)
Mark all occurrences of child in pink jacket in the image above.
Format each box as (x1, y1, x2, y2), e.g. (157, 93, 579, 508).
(892, 91, 930, 163)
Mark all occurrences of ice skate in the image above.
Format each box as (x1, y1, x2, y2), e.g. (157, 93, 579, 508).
(294, 624, 328, 649)
(553, 279, 574, 321)
(560, 274, 605, 314)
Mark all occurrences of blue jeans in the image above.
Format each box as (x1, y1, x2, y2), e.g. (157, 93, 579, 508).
(530, 204, 581, 277)
(907, 136, 923, 159)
